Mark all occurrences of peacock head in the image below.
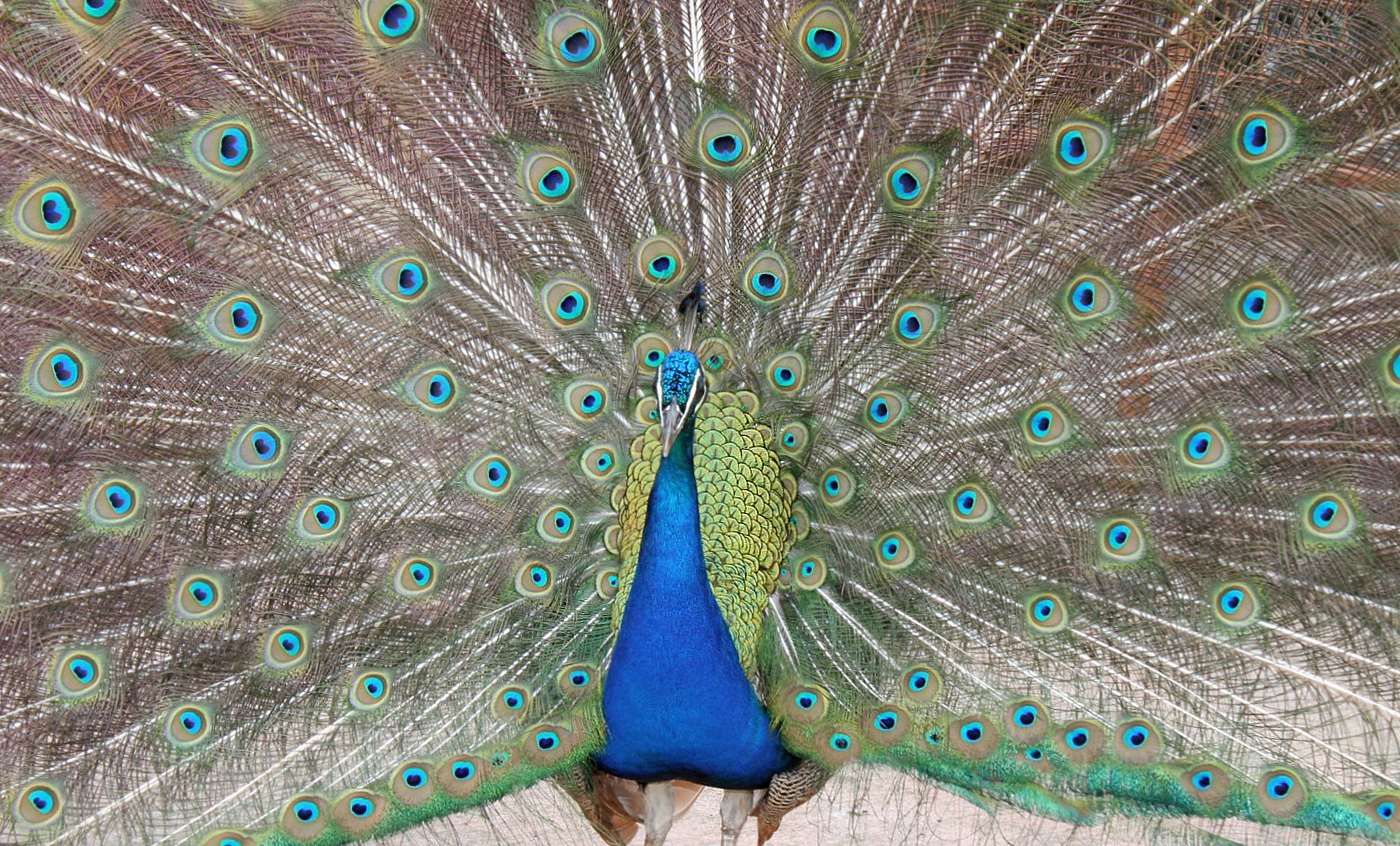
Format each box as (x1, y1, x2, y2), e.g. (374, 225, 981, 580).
(656, 350, 707, 457)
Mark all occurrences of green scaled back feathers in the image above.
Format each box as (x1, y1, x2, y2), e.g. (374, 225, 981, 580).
(2, 0, 1400, 845)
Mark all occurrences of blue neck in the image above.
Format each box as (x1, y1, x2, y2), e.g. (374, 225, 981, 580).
(596, 424, 792, 788)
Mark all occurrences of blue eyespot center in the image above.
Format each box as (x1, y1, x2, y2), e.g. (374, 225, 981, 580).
(891, 168, 920, 200)
(536, 731, 560, 750)
(957, 491, 977, 514)
(1126, 727, 1148, 747)
(41, 191, 72, 229)
(279, 633, 301, 655)
(899, 312, 922, 339)
(708, 134, 742, 163)
(1311, 499, 1338, 527)
(294, 801, 318, 822)
(1059, 130, 1087, 165)
(70, 658, 94, 682)
(454, 761, 475, 779)
(1108, 525, 1131, 549)
(350, 798, 372, 817)
(1221, 589, 1244, 611)
(1072, 280, 1096, 312)
(909, 672, 929, 690)
(1378, 802, 1395, 819)
(753, 271, 781, 296)
(874, 711, 898, 731)
(650, 256, 674, 279)
(1034, 599, 1055, 620)
(1194, 770, 1214, 790)
(50, 353, 79, 387)
(1268, 775, 1294, 798)
(229, 301, 259, 334)
(561, 29, 595, 61)
(1067, 728, 1089, 747)
(1242, 289, 1267, 319)
(1242, 119, 1268, 155)
(796, 693, 816, 709)
(539, 167, 570, 197)
(403, 767, 426, 787)
(807, 27, 840, 57)
(961, 722, 984, 743)
(1015, 705, 1038, 726)
(218, 128, 249, 167)
(1189, 433, 1212, 458)
(188, 579, 216, 606)
(398, 263, 425, 295)
(410, 562, 432, 585)
(105, 483, 133, 514)
(379, 1, 415, 37)
(829, 732, 851, 750)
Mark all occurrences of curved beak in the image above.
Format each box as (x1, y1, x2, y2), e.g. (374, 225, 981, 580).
(660, 400, 685, 458)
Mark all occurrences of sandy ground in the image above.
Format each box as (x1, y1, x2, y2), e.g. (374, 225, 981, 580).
(391, 770, 1282, 846)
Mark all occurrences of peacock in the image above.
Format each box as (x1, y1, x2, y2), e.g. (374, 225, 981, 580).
(3, 0, 1400, 844)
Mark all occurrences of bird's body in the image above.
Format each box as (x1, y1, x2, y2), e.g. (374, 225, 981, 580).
(3, 1, 1400, 845)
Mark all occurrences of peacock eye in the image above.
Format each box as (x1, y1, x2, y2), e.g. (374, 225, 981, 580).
(546, 10, 605, 69)
(1052, 120, 1110, 173)
(882, 152, 937, 209)
(697, 111, 754, 171)
(793, 3, 852, 66)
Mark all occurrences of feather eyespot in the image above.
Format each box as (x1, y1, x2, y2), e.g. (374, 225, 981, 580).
(205, 292, 273, 349)
(818, 468, 855, 507)
(363, 0, 420, 44)
(228, 423, 287, 474)
(1231, 278, 1290, 332)
(1177, 423, 1231, 472)
(767, 352, 806, 393)
(54, 650, 105, 698)
(264, 625, 311, 670)
(87, 477, 142, 528)
(889, 300, 942, 350)
(13, 782, 64, 830)
(635, 235, 687, 285)
(175, 573, 226, 621)
(59, 0, 120, 26)
(537, 505, 575, 542)
(633, 334, 673, 376)
(281, 796, 329, 840)
(14, 181, 81, 242)
(391, 763, 434, 806)
(874, 530, 915, 571)
(1235, 109, 1293, 163)
(540, 278, 593, 330)
(1052, 120, 1109, 173)
(522, 150, 577, 204)
(1058, 719, 1106, 765)
(393, 557, 439, 598)
(350, 671, 391, 711)
(1257, 769, 1306, 818)
(332, 791, 386, 835)
(437, 755, 485, 798)
(900, 665, 941, 703)
(557, 664, 597, 697)
(1301, 492, 1355, 541)
(371, 254, 434, 306)
(741, 250, 793, 305)
(1005, 700, 1048, 743)
(881, 152, 937, 209)
(579, 444, 619, 481)
(404, 365, 458, 413)
(1026, 592, 1068, 633)
(514, 561, 555, 598)
(295, 497, 347, 541)
(697, 111, 753, 171)
(192, 120, 257, 179)
(862, 390, 906, 434)
(1022, 401, 1072, 448)
(1060, 271, 1117, 322)
(793, 3, 852, 66)
(1211, 582, 1259, 627)
(1098, 517, 1146, 564)
(492, 685, 531, 720)
(948, 483, 993, 525)
(1114, 718, 1160, 764)
(792, 554, 826, 589)
(27, 343, 92, 401)
(950, 715, 998, 760)
(562, 379, 609, 422)
(595, 566, 619, 599)
(1366, 794, 1400, 834)
(465, 453, 514, 498)
(166, 703, 213, 747)
(1181, 763, 1230, 807)
(546, 10, 604, 69)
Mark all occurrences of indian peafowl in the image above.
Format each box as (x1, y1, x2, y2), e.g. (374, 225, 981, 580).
(3, 0, 1400, 844)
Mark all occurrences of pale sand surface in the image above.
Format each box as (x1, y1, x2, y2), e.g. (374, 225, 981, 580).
(393, 770, 1265, 845)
